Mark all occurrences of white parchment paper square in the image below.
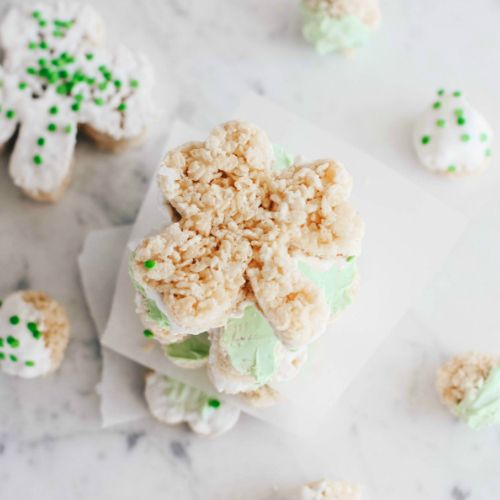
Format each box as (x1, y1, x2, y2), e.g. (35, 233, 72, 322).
(98, 97, 467, 434)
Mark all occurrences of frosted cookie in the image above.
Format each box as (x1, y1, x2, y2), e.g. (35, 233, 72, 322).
(414, 89, 493, 176)
(144, 371, 240, 437)
(0, 3, 155, 202)
(436, 353, 500, 429)
(301, 0, 381, 55)
(300, 479, 362, 500)
(130, 121, 364, 397)
(0, 290, 70, 378)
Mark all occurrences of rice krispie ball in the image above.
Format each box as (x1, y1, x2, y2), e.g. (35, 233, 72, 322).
(436, 353, 500, 429)
(300, 479, 362, 500)
(130, 121, 364, 398)
(0, 2, 155, 202)
(301, 0, 381, 55)
(0, 291, 70, 378)
(144, 371, 240, 437)
(414, 89, 493, 176)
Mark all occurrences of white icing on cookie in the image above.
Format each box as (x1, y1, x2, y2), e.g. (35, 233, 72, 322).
(0, 293, 52, 378)
(144, 372, 240, 437)
(414, 89, 493, 175)
(0, 2, 155, 197)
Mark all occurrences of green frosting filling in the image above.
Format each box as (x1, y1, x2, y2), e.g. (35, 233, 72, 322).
(302, 5, 371, 55)
(456, 366, 500, 429)
(220, 306, 280, 384)
(162, 375, 218, 413)
(298, 258, 357, 314)
(128, 253, 170, 330)
(165, 332, 210, 361)
(272, 143, 294, 171)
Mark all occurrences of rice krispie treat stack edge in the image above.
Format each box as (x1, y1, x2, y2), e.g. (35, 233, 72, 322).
(437, 352, 500, 429)
(301, 0, 381, 55)
(300, 479, 363, 500)
(0, 2, 155, 202)
(130, 120, 364, 402)
(414, 89, 493, 176)
(0, 290, 70, 378)
(144, 371, 240, 437)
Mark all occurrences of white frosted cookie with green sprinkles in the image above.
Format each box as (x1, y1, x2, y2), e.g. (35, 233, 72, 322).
(0, 290, 70, 378)
(414, 89, 493, 176)
(129, 121, 364, 399)
(144, 372, 240, 437)
(0, 3, 155, 202)
(301, 0, 381, 55)
(299, 479, 362, 500)
(437, 352, 500, 429)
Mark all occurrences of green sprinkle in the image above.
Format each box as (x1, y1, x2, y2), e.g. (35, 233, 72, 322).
(58, 69, 69, 79)
(39, 20, 47, 28)
(98, 82, 108, 91)
(144, 259, 156, 269)
(6, 109, 15, 119)
(86, 77, 96, 85)
(9, 355, 17, 362)
(98, 65, 107, 72)
(437, 89, 445, 96)
(53, 30, 64, 38)
(71, 102, 80, 112)
(457, 116, 466, 126)
(0, 339, 3, 347)
(33, 154, 43, 166)
(74, 94, 84, 102)
(39, 58, 47, 66)
(421, 135, 431, 145)
(56, 84, 68, 95)
(480, 133, 488, 142)
(49, 105, 58, 115)
(454, 108, 464, 117)
(346, 256, 355, 262)
(28, 41, 37, 50)
(39, 41, 48, 50)
(143, 329, 154, 338)
(461, 134, 470, 142)
(436, 119, 446, 128)
(26, 67, 37, 75)
(208, 399, 221, 409)
(7, 336, 19, 348)
(486, 148, 492, 157)
(114, 79, 122, 88)
(94, 98, 104, 106)
(18, 82, 28, 90)
(85, 52, 94, 60)
(432, 101, 441, 110)
(25, 361, 35, 367)
(130, 79, 139, 88)
(27, 322, 42, 339)
(447, 165, 456, 173)
(0, 353, 4, 360)
(453, 91, 462, 97)
(117, 103, 127, 112)
(48, 123, 57, 132)
(9, 315, 19, 325)
(64, 124, 72, 134)
(37, 137, 45, 147)
(32, 10, 41, 19)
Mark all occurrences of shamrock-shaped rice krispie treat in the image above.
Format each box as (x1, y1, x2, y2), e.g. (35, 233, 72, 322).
(436, 353, 500, 429)
(130, 121, 364, 400)
(299, 479, 362, 500)
(414, 89, 493, 176)
(0, 2, 155, 202)
(0, 290, 70, 378)
(144, 371, 240, 437)
(301, 0, 381, 55)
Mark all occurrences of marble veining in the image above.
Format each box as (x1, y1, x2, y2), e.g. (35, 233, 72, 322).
(1, 0, 500, 499)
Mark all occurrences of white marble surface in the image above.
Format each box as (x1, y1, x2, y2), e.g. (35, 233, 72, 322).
(1, 1, 500, 499)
